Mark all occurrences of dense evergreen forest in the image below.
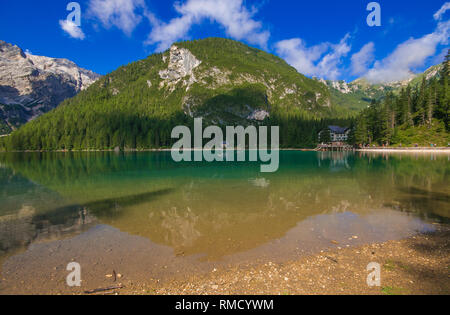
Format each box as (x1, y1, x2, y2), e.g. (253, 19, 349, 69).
(0, 110, 350, 150)
(0, 41, 447, 151)
(352, 50, 450, 147)
(0, 38, 351, 151)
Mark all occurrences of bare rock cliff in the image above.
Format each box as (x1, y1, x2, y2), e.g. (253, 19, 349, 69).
(0, 40, 100, 133)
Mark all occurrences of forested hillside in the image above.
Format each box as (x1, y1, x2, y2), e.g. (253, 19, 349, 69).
(0, 39, 447, 151)
(352, 51, 450, 147)
(319, 63, 444, 115)
(0, 38, 352, 151)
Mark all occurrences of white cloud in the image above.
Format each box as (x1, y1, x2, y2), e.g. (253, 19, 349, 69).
(350, 42, 375, 75)
(146, 0, 270, 52)
(275, 34, 351, 80)
(434, 2, 450, 20)
(88, 0, 146, 35)
(59, 20, 86, 40)
(364, 19, 450, 83)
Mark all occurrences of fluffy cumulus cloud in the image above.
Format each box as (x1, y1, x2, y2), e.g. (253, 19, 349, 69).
(69, 0, 449, 83)
(146, 0, 270, 52)
(359, 3, 450, 83)
(59, 20, 86, 40)
(350, 42, 375, 76)
(88, 0, 147, 35)
(275, 34, 351, 80)
(256, 3, 449, 82)
(364, 18, 449, 82)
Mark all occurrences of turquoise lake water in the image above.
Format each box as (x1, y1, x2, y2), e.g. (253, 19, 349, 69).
(0, 151, 448, 292)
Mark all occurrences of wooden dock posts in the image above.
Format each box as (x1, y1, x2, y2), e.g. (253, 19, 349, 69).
(316, 144, 354, 151)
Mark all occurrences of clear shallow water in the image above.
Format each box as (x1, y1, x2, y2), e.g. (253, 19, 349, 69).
(0, 151, 449, 291)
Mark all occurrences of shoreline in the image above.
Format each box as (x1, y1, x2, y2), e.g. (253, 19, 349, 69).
(1, 148, 450, 153)
(356, 147, 450, 153)
(125, 227, 450, 295)
(2, 227, 448, 295)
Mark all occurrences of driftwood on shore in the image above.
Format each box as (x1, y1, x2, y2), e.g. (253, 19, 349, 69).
(84, 284, 124, 294)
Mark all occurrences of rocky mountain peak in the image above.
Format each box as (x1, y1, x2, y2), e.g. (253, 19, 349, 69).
(0, 40, 100, 134)
(0, 41, 26, 60)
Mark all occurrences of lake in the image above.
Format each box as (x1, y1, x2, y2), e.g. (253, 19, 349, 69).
(0, 151, 448, 293)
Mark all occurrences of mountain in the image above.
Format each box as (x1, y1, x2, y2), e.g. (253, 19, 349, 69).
(316, 64, 444, 113)
(406, 64, 443, 87)
(352, 51, 449, 147)
(0, 40, 100, 134)
(1, 38, 352, 151)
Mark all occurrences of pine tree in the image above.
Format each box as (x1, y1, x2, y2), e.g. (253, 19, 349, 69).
(440, 50, 450, 130)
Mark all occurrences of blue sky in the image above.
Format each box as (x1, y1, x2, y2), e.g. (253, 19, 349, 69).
(1, 0, 448, 83)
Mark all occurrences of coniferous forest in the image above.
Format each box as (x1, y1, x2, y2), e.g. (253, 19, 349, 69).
(0, 38, 352, 151)
(352, 50, 450, 147)
(0, 43, 448, 151)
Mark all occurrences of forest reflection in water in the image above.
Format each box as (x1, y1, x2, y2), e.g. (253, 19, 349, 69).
(0, 151, 448, 263)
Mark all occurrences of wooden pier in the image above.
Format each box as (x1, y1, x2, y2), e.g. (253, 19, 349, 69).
(316, 143, 354, 151)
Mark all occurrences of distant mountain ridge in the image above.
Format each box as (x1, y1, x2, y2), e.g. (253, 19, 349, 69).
(1, 38, 349, 151)
(2, 38, 444, 151)
(315, 64, 444, 113)
(0, 40, 100, 134)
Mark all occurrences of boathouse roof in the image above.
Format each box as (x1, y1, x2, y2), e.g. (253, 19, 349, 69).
(328, 126, 349, 134)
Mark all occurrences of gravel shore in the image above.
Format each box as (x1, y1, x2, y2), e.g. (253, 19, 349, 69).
(116, 225, 449, 295)
(1, 226, 448, 295)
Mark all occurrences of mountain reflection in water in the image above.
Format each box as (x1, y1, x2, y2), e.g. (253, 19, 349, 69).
(0, 151, 448, 264)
